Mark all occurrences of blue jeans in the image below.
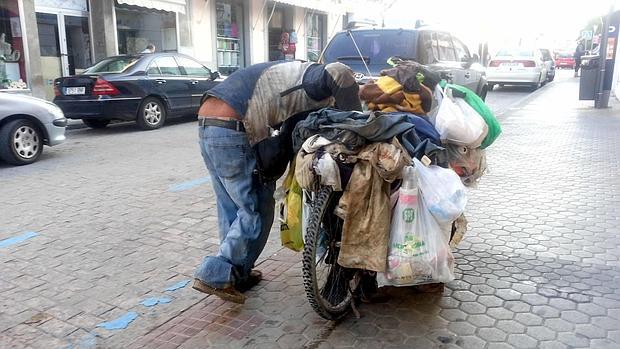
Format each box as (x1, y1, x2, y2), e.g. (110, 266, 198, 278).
(195, 125, 275, 289)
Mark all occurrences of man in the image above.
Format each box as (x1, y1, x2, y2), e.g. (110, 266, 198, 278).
(193, 61, 362, 304)
(141, 44, 155, 54)
(574, 41, 585, 77)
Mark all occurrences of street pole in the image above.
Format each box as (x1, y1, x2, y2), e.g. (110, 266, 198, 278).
(595, 7, 612, 108)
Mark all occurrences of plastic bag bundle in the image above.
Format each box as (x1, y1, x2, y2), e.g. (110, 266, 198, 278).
(279, 166, 304, 251)
(445, 144, 487, 187)
(434, 88, 488, 148)
(378, 165, 455, 287)
(414, 158, 468, 225)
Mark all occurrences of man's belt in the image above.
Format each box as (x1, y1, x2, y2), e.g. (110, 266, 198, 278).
(198, 117, 245, 132)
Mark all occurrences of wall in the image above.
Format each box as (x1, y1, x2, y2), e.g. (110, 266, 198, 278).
(187, 0, 216, 69)
(20, 0, 45, 98)
(248, 0, 267, 64)
(89, 0, 117, 62)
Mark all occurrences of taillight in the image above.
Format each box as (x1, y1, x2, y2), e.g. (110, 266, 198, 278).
(54, 85, 60, 97)
(489, 60, 501, 67)
(92, 78, 120, 96)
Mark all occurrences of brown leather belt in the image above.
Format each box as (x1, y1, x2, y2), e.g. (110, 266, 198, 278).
(198, 117, 245, 132)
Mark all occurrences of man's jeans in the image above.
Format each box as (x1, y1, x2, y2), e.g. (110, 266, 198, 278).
(195, 125, 275, 289)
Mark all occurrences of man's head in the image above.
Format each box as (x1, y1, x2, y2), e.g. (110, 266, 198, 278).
(146, 44, 155, 53)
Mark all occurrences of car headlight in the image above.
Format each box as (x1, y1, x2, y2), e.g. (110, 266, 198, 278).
(44, 102, 65, 120)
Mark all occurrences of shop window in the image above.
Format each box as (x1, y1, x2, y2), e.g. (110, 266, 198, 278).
(216, 0, 245, 76)
(0, 0, 27, 89)
(306, 13, 325, 62)
(267, 4, 295, 62)
(115, 4, 177, 54)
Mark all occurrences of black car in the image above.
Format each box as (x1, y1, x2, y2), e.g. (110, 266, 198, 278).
(321, 27, 488, 100)
(53, 53, 220, 130)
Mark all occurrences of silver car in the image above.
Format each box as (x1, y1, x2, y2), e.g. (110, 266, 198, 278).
(0, 92, 67, 165)
(486, 48, 548, 90)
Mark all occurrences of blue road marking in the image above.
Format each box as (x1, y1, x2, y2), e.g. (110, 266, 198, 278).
(96, 312, 138, 330)
(0, 231, 38, 249)
(140, 297, 172, 307)
(169, 177, 211, 192)
(164, 279, 191, 291)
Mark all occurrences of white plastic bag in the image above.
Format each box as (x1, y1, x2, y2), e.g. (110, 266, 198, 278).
(434, 88, 488, 147)
(413, 158, 468, 225)
(378, 165, 455, 287)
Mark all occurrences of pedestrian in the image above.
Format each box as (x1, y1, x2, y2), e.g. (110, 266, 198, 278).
(141, 44, 155, 54)
(193, 61, 362, 304)
(573, 41, 585, 77)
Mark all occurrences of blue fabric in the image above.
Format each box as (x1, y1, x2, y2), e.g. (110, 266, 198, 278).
(195, 126, 275, 289)
(207, 61, 282, 118)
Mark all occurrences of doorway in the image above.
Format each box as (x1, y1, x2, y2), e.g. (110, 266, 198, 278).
(36, 10, 92, 100)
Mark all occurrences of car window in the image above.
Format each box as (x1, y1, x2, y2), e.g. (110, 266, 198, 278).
(176, 57, 212, 77)
(153, 56, 181, 76)
(147, 62, 162, 76)
(436, 32, 456, 61)
(322, 30, 418, 66)
(418, 31, 437, 64)
(84, 56, 139, 73)
(452, 37, 470, 62)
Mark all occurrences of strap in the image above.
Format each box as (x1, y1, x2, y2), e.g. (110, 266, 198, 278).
(279, 84, 306, 97)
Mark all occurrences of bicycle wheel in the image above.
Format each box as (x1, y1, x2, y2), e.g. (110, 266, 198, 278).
(302, 186, 353, 320)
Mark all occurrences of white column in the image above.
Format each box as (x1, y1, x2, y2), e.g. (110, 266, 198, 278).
(189, 0, 217, 70)
(248, 0, 268, 64)
(293, 7, 306, 61)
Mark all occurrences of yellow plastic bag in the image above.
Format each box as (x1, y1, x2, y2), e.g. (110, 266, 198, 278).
(280, 165, 304, 252)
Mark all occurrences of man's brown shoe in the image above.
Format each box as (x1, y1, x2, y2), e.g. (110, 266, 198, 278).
(236, 270, 262, 293)
(192, 279, 246, 304)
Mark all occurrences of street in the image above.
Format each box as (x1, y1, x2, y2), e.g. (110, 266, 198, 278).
(1, 69, 620, 349)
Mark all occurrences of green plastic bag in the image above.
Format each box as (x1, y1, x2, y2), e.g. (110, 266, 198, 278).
(441, 82, 501, 149)
(280, 165, 304, 252)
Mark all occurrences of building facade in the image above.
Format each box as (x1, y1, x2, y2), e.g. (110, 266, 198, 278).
(1, 0, 353, 100)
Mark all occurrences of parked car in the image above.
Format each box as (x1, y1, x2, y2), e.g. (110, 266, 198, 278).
(486, 48, 548, 90)
(53, 53, 220, 130)
(320, 27, 488, 100)
(0, 92, 66, 165)
(539, 48, 555, 82)
(555, 51, 576, 69)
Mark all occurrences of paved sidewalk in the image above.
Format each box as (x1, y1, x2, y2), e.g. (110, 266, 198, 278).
(1, 74, 619, 349)
(130, 77, 620, 348)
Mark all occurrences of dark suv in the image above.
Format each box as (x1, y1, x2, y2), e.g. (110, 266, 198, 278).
(321, 27, 488, 100)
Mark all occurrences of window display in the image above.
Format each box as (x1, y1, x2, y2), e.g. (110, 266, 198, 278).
(216, 0, 244, 76)
(0, 0, 27, 89)
(306, 13, 325, 62)
(115, 4, 177, 54)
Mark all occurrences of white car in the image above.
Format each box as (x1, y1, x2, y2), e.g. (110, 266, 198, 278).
(486, 48, 548, 90)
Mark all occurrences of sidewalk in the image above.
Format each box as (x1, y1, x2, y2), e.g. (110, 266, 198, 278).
(130, 76, 620, 348)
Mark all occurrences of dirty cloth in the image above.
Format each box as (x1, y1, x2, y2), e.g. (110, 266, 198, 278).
(336, 139, 411, 272)
(292, 108, 446, 164)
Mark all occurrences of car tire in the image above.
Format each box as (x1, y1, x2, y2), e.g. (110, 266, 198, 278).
(548, 74, 555, 82)
(487, 83, 495, 91)
(137, 97, 166, 130)
(0, 119, 43, 166)
(82, 119, 110, 129)
(479, 86, 488, 101)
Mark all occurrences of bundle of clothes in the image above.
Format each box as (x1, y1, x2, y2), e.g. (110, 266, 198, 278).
(280, 59, 502, 284)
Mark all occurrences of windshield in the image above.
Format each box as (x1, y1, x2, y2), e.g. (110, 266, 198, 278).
(84, 56, 140, 74)
(323, 30, 418, 70)
(496, 49, 535, 57)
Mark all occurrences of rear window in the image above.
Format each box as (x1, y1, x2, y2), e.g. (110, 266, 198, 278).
(496, 49, 535, 57)
(557, 52, 573, 58)
(322, 30, 418, 67)
(84, 56, 139, 74)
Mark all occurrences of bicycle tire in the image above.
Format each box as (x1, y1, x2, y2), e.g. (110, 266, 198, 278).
(302, 186, 353, 320)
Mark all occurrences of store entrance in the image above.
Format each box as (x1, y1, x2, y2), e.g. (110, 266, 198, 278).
(267, 4, 296, 61)
(35, 10, 91, 99)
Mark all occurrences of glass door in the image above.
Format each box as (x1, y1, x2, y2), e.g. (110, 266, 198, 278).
(36, 11, 92, 100)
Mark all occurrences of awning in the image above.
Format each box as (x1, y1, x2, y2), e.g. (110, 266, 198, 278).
(272, 0, 344, 14)
(116, 0, 186, 14)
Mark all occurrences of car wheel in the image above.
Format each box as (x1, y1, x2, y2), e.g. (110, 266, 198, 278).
(0, 119, 43, 165)
(548, 73, 555, 82)
(82, 119, 110, 129)
(479, 86, 488, 101)
(137, 97, 166, 130)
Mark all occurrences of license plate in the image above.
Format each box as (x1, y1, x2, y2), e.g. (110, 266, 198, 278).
(64, 87, 85, 95)
(501, 63, 519, 67)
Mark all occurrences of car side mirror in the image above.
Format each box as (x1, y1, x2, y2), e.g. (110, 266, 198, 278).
(471, 54, 480, 64)
(210, 71, 221, 80)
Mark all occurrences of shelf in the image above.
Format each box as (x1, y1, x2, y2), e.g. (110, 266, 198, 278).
(217, 37, 240, 41)
(217, 49, 240, 53)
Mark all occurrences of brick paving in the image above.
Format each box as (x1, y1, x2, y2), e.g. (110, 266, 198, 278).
(1, 72, 620, 348)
